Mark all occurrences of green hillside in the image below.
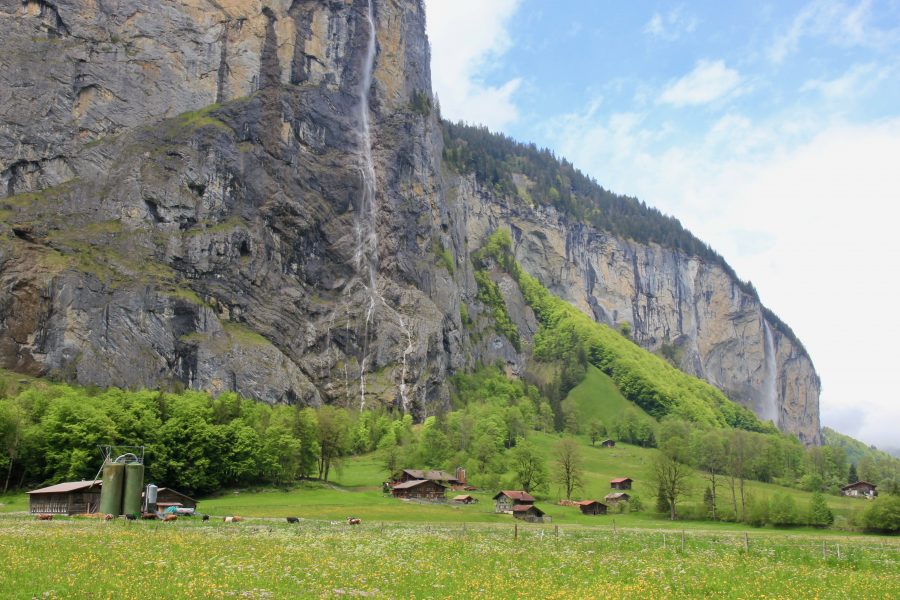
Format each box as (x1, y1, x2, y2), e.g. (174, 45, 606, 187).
(565, 365, 646, 425)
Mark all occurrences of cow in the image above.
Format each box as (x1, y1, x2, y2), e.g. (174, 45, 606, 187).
(141, 512, 158, 520)
(103, 514, 114, 521)
(163, 514, 178, 522)
(286, 517, 299, 524)
(36, 514, 53, 521)
(202, 514, 210, 522)
(125, 513, 137, 521)
(224, 516, 242, 523)
(347, 517, 361, 525)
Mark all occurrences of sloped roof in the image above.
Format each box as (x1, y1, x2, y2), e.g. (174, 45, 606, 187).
(576, 500, 606, 507)
(453, 494, 475, 501)
(493, 490, 536, 502)
(392, 479, 447, 490)
(605, 492, 629, 500)
(27, 480, 101, 494)
(610, 477, 632, 484)
(157, 488, 197, 503)
(841, 481, 877, 490)
(402, 469, 458, 481)
(512, 504, 545, 516)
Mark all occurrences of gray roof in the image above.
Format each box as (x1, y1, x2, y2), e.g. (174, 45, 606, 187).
(27, 480, 101, 494)
(402, 469, 458, 482)
(392, 479, 447, 490)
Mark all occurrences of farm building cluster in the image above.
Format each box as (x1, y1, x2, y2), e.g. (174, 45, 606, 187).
(388, 468, 474, 500)
(27, 480, 197, 516)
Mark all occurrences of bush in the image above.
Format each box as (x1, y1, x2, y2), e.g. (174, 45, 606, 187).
(862, 495, 900, 533)
(744, 495, 769, 527)
(807, 491, 834, 528)
(769, 493, 799, 527)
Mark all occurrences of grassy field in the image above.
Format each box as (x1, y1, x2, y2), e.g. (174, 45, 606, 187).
(567, 364, 641, 424)
(0, 515, 896, 599)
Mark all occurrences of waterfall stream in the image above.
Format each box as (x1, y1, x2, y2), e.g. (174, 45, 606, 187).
(761, 320, 779, 426)
(352, 0, 413, 413)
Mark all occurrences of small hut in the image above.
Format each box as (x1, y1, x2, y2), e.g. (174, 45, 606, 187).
(576, 500, 607, 515)
(610, 477, 633, 490)
(493, 490, 536, 513)
(841, 481, 877, 498)
(27, 480, 102, 515)
(154, 488, 197, 510)
(391, 479, 447, 500)
(452, 494, 477, 504)
(605, 492, 630, 504)
(512, 504, 547, 523)
(601, 439, 616, 448)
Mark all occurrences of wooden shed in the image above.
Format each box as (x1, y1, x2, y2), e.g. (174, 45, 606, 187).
(452, 494, 477, 504)
(391, 479, 447, 500)
(605, 492, 630, 504)
(841, 481, 877, 498)
(600, 439, 616, 448)
(512, 504, 548, 523)
(155, 488, 197, 510)
(576, 500, 608, 515)
(27, 480, 102, 515)
(610, 477, 633, 490)
(493, 490, 535, 513)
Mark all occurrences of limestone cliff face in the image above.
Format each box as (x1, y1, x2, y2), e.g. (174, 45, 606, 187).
(0, 0, 820, 442)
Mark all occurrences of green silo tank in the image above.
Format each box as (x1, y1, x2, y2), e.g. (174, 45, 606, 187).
(122, 463, 144, 517)
(99, 461, 125, 515)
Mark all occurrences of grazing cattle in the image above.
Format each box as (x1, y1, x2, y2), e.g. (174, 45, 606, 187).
(141, 512, 158, 520)
(202, 514, 210, 522)
(125, 514, 137, 521)
(36, 514, 53, 521)
(347, 517, 361, 525)
(224, 516, 242, 523)
(103, 514, 114, 521)
(163, 514, 178, 522)
(286, 517, 299, 524)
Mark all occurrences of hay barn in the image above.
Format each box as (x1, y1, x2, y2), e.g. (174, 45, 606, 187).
(27, 480, 101, 515)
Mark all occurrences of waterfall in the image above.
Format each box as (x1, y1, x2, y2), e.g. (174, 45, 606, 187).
(351, 0, 414, 413)
(761, 320, 779, 426)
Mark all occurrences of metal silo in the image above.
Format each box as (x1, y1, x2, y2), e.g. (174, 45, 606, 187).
(99, 461, 125, 515)
(146, 484, 158, 512)
(123, 462, 145, 517)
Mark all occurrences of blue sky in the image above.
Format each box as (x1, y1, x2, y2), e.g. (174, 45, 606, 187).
(425, 0, 900, 448)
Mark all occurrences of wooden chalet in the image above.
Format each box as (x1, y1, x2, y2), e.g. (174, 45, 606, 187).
(610, 477, 632, 490)
(396, 469, 461, 485)
(512, 504, 548, 523)
(27, 480, 101, 515)
(452, 494, 477, 504)
(155, 488, 198, 510)
(576, 500, 607, 515)
(391, 479, 447, 500)
(841, 481, 878, 499)
(493, 490, 536, 513)
(605, 492, 630, 504)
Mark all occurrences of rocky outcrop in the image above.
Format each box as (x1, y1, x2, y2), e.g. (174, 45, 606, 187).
(0, 0, 820, 442)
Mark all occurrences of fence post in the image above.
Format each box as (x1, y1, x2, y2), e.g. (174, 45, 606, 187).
(613, 519, 617, 535)
(744, 532, 749, 553)
(555, 525, 559, 540)
(681, 530, 685, 552)
(822, 541, 827, 560)
(836, 544, 841, 560)
(514, 522, 518, 540)
(663, 533, 666, 548)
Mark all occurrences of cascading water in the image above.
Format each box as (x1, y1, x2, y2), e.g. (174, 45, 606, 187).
(760, 320, 779, 426)
(351, 0, 414, 413)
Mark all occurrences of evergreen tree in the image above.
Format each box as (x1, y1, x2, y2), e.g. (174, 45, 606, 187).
(848, 463, 858, 484)
(808, 491, 834, 528)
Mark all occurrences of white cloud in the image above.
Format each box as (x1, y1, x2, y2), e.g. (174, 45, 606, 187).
(643, 7, 698, 41)
(659, 60, 743, 107)
(425, 0, 522, 130)
(543, 96, 900, 449)
(801, 62, 891, 100)
(769, 0, 900, 64)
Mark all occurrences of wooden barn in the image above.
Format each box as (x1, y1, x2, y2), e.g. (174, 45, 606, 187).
(155, 488, 198, 510)
(512, 504, 548, 523)
(576, 500, 607, 515)
(27, 480, 101, 515)
(605, 492, 630, 504)
(452, 494, 477, 504)
(610, 477, 633, 490)
(600, 439, 616, 448)
(841, 481, 878, 498)
(396, 469, 460, 485)
(391, 479, 447, 500)
(493, 490, 536, 513)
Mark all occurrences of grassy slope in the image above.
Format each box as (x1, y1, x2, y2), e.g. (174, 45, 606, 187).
(566, 364, 642, 424)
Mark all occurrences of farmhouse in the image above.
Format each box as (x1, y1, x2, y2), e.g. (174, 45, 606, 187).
(493, 490, 535, 513)
(396, 468, 465, 485)
(601, 439, 616, 448)
(841, 481, 878, 498)
(391, 479, 447, 500)
(155, 488, 198, 510)
(27, 480, 102, 515)
(452, 494, 477, 504)
(610, 477, 632, 490)
(512, 504, 548, 523)
(605, 492, 630, 504)
(575, 500, 607, 515)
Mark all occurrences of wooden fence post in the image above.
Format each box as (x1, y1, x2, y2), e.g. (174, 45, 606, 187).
(514, 522, 518, 540)
(744, 532, 749, 553)
(663, 533, 666, 548)
(555, 525, 559, 539)
(681, 530, 685, 552)
(822, 541, 827, 560)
